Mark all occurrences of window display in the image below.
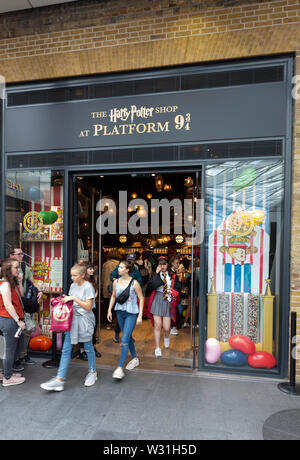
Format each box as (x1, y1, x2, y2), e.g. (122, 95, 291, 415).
(5, 170, 64, 346)
(205, 160, 283, 371)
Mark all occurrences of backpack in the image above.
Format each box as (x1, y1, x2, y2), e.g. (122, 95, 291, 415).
(21, 262, 39, 314)
(22, 279, 40, 314)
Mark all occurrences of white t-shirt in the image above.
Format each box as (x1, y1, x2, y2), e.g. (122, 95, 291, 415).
(69, 281, 95, 314)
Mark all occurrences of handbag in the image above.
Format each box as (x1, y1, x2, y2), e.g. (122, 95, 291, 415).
(115, 278, 134, 305)
(21, 262, 39, 314)
(77, 238, 89, 262)
(50, 296, 73, 333)
(24, 312, 36, 332)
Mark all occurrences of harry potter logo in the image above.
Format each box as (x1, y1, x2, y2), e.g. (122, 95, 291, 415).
(53, 305, 71, 322)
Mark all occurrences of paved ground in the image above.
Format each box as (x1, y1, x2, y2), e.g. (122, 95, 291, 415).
(1, 359, 300, 441)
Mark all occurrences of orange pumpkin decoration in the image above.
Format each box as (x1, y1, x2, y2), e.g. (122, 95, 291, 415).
(29, 335, 52, 351)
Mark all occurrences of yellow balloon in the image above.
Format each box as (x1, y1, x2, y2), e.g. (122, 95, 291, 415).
(251, 210, 265, 226)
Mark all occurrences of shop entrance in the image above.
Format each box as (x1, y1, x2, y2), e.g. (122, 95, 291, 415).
(72, 169, 201, 372)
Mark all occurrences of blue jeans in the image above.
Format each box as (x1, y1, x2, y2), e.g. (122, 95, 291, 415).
(116, 310, 138, 367)
(0, 317, 25, 380)
(57, 332, 96, 380)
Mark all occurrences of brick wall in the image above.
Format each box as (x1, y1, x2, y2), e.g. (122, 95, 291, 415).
(0, 0, 300, 379)
(0, 0, 300, 81)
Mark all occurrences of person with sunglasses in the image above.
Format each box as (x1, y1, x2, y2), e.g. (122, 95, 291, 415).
(147, 256, 181, 357)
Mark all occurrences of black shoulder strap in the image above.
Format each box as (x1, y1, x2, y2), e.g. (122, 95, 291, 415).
(21, 261, 26, 289)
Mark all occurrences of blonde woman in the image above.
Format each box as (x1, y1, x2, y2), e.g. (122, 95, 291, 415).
(41, 264, 97, 391)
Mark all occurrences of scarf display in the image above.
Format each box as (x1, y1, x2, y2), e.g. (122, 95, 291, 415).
(217, 293, 230, 342)
(216, 293, 260, 343)
(232, 294, 244, 336)
(247, 294, 260, 343)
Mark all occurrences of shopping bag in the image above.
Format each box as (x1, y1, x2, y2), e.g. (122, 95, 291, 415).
(50, 296, 73, 332)
(77, 238, 89, 262)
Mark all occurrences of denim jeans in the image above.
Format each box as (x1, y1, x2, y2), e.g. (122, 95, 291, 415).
(0, 317, 25, 379)
(116, 310, 138, 367)
(57, 332, 96, 380)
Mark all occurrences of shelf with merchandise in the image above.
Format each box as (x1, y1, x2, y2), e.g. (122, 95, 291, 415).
(22, 239, 63, 242)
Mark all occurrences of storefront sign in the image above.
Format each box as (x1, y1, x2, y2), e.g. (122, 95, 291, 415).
(5, 83, 286, 153)
(82, 104, 188, 139)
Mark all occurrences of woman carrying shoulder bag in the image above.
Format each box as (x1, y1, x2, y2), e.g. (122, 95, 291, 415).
(0, 258, 26, 387)
(107, 259, 144, 380)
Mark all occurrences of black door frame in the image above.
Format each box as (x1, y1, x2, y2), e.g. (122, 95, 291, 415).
(67, 165, 203, 370)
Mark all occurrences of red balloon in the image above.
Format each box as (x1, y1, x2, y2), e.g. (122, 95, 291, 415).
(29, 335, 52, 351)
(229, 335, 255, 355)
(248, 351, 276, 369)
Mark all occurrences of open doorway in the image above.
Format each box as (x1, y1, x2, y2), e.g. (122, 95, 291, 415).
(73, 170, 201, 372)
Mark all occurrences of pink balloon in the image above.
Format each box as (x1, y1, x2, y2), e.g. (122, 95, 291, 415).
(30, 325, 41, 338)
(205, 338, 222, 364)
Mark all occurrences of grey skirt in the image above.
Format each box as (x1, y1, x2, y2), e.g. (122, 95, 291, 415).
(150, 291, 171, 317)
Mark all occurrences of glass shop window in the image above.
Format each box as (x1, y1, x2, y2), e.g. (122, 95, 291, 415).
(5, 169, 64, 348)
(204, 160, 283, 373)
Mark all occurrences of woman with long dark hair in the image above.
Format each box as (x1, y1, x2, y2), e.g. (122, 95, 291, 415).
(147, 256, 181, 357)
(107, 259, 144, 380)
(0, 258, 26, 387)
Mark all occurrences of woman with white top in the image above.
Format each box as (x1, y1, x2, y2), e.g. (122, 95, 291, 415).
(147, 256, 181, 357)
(107, 259, 144, 380)
(40, 264, 97, 391)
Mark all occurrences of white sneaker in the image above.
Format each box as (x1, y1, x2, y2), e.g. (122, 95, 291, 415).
(183, 322, 189, 328)
(112, 367, 125, 380)
(155, 347, 162, 357)
(40, 377, 64, 392)
(2, 375, 26, 387)
(170, 328, 179, 336)
(164, 336, 170, 348)
(84, 372, 98, 387)
(125, 358, 139, 370)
